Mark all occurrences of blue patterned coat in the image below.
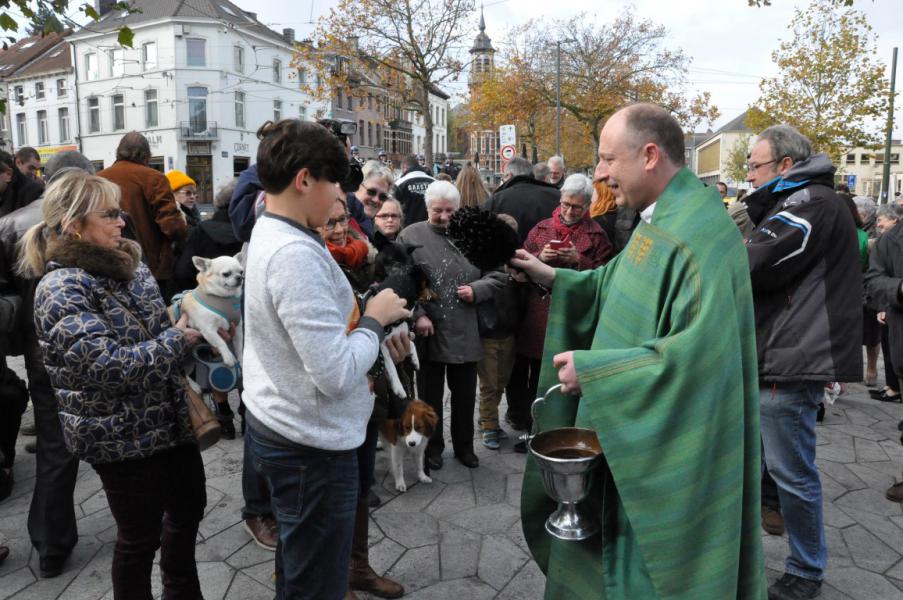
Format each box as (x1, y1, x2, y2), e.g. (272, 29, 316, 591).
(33, 238, 194, 464)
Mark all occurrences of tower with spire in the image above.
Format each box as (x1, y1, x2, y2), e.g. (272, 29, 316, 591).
(468, 6, 495, 91)
(467, 5, 502, 182)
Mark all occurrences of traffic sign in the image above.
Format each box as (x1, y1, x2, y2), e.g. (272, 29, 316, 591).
(499, 125, 516, 147)
(846, 174, 856, 192)
(500, 145, 516, 161)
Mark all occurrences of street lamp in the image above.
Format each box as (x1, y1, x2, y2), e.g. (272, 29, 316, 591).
(556, 38, 577, 157)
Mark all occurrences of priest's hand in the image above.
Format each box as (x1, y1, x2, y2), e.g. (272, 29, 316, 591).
(509, 249, 556, 288)
(553, 351, 582, 395)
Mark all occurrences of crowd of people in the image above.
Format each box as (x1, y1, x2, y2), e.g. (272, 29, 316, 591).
(0, 105, 899, 600)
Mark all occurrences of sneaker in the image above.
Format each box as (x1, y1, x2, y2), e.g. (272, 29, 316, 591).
(244, 515, 278, 551)
(762, 505, 785, 536)
(481, 429, 500, 450)
(767, 573, 822, 600)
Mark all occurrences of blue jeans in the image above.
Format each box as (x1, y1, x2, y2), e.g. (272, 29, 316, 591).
(760, 381, 827, 581)
(247, 424, 359, 600)
(241, 428, 272, 520)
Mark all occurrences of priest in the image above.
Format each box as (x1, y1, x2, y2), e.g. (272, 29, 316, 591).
(510, 103, 765, 599)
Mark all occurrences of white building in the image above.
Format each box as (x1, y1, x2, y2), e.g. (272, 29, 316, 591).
(694, 112, 755, 189)
(411, 87, 449, 159)
(837, 144, 903, 200)
(69, 0, 326, 203)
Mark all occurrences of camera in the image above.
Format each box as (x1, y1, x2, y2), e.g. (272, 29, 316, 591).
(318, 118, 363, 193)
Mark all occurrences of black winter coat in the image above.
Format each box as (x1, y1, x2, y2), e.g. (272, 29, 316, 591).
(746, 154, 862, 383)
(482, 175, 560, 245)
(865, 222, 903, 380)
(393, 168, 434, 227)
(0, 168, 42, 218)
(172, 207, 243, 291)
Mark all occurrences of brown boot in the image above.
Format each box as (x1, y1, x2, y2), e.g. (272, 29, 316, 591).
(887, 480, 903, 503)
(761, 505, 785, 535)
(349, 498, 404, 598)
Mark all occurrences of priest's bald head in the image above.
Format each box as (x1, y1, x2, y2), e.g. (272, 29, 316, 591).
(594, 103, 685, 212)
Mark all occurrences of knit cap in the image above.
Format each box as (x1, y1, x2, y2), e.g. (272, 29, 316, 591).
(166, 170, 196, 192)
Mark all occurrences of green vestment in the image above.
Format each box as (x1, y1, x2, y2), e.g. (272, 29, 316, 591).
(522, 168, 766, 599)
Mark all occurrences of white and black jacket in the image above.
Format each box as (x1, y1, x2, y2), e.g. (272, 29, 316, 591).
(746, 154, 862, 383)
(393, 168, 434, 227)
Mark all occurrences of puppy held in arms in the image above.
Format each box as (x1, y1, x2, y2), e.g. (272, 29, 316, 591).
(169, 254, 244, 391)
(379, 399, 438, 492)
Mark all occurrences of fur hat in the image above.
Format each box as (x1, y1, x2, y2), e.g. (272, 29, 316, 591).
(165, 170, 195, 192)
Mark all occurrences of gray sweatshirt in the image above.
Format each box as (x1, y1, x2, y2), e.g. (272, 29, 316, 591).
(242, 213, 383, 451)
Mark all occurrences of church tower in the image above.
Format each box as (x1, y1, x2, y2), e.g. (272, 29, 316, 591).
(467, 6, 501, 182)
(468, 6, 495, 91)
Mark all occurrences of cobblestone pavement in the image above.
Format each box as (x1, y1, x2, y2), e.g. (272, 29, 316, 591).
(2, 354, 903, 599)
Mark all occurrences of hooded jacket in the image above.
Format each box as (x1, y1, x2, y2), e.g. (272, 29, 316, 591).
(483, 175, 560, 245)
(33, 238, 194, 464)
(745, 154, 862, 383)
(864, 222, 903, 378)
(393, 168, 434, 226)
(0, 166, 42, 218)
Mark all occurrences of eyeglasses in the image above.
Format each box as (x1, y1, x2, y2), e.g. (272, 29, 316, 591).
(93, 208, 126, 221)
(560, 201, 586, 212)
(364, 188, 389, 202)
(177, 189, 198, 197)
(747, 159, 778, 172)
(323, 214, 349, 231)
(375, 213, 401, 220)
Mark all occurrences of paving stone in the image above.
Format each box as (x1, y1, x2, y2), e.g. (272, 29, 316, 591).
(222, 537, 273, 571)
(826, 424, 891, 443)
(817, 459, 869, 492)
(194, 561, 236, 600)
(0, 567, 36, 599)
(378, 477, 444, 512)
(824, 525, 855, 569)
(824, 500, 858, 529)
(424, 482, 476, 518)
(197, 491, 245, 539)
(445, 503, 521, 536)
(197, 522, 258, 564)
(477, 534, 529, 590)
(836, 488, 903, 518)
(79, 488, 111, 517)
(840, 507, 903, 553)
(57, 542, 115, 600)
(239, 560, 276, 590)
(438, 521, 482, 580)
(822, 471, 853, 502)
(385, 545, 440, 594)
(827, 566, 903, 600)
(505, 472, 523, 508)
(845, 408, 879, 427)
(472, 464, 510, 506)
(854, 437, 891, 463)
(406, 576, 497, 599)
(373, 511, 440, 548)
(368, 536, 406, 576)
(495, 559, 545, 600)
(428, 456, 475, 485)
(846, 462, 899, 490)
(841, 525, 899, 573)
(224, 571, 273, 599)
(761, 531, 788, 572)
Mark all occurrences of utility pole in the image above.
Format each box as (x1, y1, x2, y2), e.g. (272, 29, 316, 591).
(555, 38, 576, 158)
(881, 47, 898, 204)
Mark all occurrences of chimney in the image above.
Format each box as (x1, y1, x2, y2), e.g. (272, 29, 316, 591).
(282, 28, 295, 44)
(95, 0, 116, 17)
(243, 10, 257, 21)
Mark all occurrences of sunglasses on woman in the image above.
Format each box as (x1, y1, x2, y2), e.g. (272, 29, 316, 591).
(364, 188, 389, 202)
(93, 208, 127, 221)
(323, 214, 350, 231)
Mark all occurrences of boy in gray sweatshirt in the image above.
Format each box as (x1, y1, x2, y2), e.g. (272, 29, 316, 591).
(241, 119, 408, 600)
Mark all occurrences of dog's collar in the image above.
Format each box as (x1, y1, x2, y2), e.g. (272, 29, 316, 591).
(170, 289, 242, 325)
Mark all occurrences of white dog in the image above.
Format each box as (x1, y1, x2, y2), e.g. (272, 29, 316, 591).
(381, 321, 419, 398)
(378, 399, 438, 492)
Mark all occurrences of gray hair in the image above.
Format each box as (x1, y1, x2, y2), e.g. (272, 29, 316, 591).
(214, 179, 238, 209)
(505, 157, 532, 178)
(853, 195, 877, 222)
(758, 125, 812, 164)
(424, 180, 460, 209)
(43, 150, 95, 183)
(560, 173, 593, 206)
(876, 203, 903, 222)
(362, 159, 394, 186)
(547, 155, 565, 170)
(533, 162, 550, 181)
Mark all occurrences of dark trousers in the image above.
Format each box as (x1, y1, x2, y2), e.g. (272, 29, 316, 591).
(241, 426, 273, 520)
(25, 330, 79, 561)
(94, 445, 207, 600)
(505, 354, 541, 430)
(762, 465, 780, 510)
(421, 360, 477, 456)
(0, 355, 27, 471)
(881, 325, 899, 392)
(357, 419, 379, 498)
(248, 424, 358, 600)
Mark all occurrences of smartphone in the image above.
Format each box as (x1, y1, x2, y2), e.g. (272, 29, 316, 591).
(549, 240, 572, 250)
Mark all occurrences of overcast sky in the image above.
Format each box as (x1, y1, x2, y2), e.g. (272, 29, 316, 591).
(241, 0, 900, 137)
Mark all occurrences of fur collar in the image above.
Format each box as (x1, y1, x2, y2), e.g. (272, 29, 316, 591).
(46, 237, 142, 281)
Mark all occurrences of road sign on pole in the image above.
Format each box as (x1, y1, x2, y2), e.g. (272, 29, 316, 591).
(847, 174, 857, 192)
(500, 145, 516, 161)
(499, 125, 516, 148)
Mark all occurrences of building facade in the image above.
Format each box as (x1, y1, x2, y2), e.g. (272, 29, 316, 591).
(694, 111, 754, 189)
(838, 144, 903, 199)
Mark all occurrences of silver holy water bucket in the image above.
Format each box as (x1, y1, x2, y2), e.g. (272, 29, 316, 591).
(527, 384, 605, 541)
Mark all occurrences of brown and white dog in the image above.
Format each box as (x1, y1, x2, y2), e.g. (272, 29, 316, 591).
(379, 400, 438, 492)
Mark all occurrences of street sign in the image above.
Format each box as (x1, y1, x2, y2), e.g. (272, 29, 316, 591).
(499, 125, 516, 147)
(846, 174, 857, 192)
(500, 145, 516, 161)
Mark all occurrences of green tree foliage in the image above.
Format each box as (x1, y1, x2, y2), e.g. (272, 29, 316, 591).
(724, 135, 752, 185)
(0, 1, 136, 48)
(746, 0, 888, 161)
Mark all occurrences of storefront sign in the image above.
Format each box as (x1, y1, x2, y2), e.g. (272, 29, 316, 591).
(36, 144, 77, 163)
(233, 142, 249, 154)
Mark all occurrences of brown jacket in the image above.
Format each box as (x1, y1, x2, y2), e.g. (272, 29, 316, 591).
(99, 160, 186, 281)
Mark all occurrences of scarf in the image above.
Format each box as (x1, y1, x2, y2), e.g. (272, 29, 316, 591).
(326, 236, 369, 269)
(589, 181, 617, 218)
(551, 205, 587, 241)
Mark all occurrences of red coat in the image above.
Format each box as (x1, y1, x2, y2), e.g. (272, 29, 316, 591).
(518, 211, 612, 359)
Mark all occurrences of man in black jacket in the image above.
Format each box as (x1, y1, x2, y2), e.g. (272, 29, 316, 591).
(483, 157, 560, 245)
(745, 125, 861, 600)
(393, 154, 434, 226)
(0, 151, 42, 218)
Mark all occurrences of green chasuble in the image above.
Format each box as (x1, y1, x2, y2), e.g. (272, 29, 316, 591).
(521, 168, 765, 600)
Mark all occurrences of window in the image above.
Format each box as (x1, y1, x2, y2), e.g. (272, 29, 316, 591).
(273, 99, 282, 121)
(299, 105, 306, 121)
(188, 87, 207, 133)
(235, 91, 245, 128)
(272, 58, 281, 83)
(15, 113, 26, 145)
(112, 94, 125, 130)
(112, 48, 124, 77)
(85, 52, 97, 80)
(144, 89, 158, 127)
(234, 46, 244, 73)
(35, 82, 45, 100)
(358, 120, 364, 145)
(892, 154, 900, 165)
(376, 124, 381, 148)
(846, 153, 856, 165)
(876, 154, 884, 165)
(56, 78, 66, 97)
(36, 110, 48, 144)
(13, 86, 23, 105)
(88, 97, 100, 132)
(142, 42, 157, 70)
(367, 122, 373, 147)
(346, 93, 352, 111)
(368, 94, 373, 110)
(337, 88, 344, 107)
(441, 107, 445, 127)
(186, 38, 206, 67)
(58, 107, 70, 142)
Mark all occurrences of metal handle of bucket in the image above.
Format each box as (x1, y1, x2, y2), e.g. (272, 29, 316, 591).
(524, 384, 563, 442)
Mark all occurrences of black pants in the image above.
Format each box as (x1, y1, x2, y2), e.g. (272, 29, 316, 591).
(25, 329, 79, 562)
(762, 465, 780, 510)
(0, 355, 27, 471)
(882, 324, 899, 392)
(94, 445, 207, 600)
(421, 360, 477, 457)
(505, 354, 541, 430)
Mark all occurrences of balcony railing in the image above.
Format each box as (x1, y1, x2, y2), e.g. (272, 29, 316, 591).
(179, 121, 219, 140)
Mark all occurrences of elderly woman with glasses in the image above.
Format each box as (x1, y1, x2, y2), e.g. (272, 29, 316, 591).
(346, 160, 395, 242)
(318, 192, 373, 293)
(508, 173, 613, 450)
(373, 198, 404, 240)
(166, 170, 200, 229)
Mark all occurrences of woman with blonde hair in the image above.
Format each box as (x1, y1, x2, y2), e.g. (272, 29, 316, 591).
(454, 161, 489, 208)
(20, 170, 207, 600)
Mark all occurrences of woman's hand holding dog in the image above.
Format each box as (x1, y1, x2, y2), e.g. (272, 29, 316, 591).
(364, 288, 410, 327)
(386, 332, 410, 364)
